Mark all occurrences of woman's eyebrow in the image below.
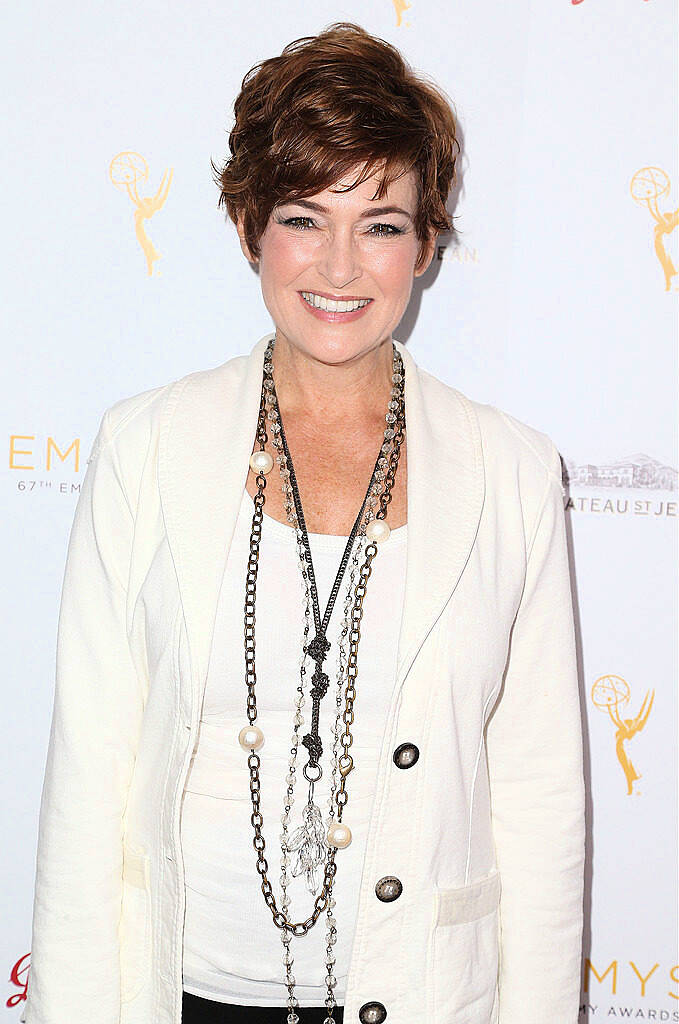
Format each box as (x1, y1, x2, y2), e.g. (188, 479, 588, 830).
(280, 198, 413, 220)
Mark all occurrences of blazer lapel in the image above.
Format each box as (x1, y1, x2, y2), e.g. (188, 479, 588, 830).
(394, 339, 485, 682)
(158, 333, 271, 695)
(158, 331, 484, 702)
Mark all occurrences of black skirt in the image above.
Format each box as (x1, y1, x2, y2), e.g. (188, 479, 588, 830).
(181, 990, 345, 1023)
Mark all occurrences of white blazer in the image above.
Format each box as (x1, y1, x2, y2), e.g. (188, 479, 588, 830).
(21, 331, 586, 1024)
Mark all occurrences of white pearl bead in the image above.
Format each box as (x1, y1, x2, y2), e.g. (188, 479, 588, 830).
(238, 725, 265, 751)
(327, 822, 352, 849)
(366, 519, 390, 543)
(249, 450, 274, 474)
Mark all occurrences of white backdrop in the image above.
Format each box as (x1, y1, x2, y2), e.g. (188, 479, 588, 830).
(2, 0, 677, 1018)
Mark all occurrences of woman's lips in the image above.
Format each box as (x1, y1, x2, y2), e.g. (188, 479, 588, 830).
(297, 291, 373, 323)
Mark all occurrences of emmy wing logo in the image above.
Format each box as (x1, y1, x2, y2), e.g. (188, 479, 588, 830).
(591, 674, 654, 796)
(110, 152, 173, 277)
(392, 0, 411, 26)
(630, 167, 678, 292)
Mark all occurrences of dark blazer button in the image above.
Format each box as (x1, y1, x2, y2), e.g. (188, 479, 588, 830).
(358, 1001, 387, 1023)
(393, 742, 419, 769)
(374, 875, 403, 902)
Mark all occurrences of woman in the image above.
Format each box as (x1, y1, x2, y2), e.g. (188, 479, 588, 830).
(21, 21, 586, 1024)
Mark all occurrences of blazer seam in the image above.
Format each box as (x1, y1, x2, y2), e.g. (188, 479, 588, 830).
(524, 470, 556, 567)
(104, 386, 168, 443)
(465, 684, 501, 885)
(496, 407, 563, 489)
(99, 373, 193, 535)
(91, 381, 178, 490)
(94, 386, 173, 528)
(100, 408, 136, 526)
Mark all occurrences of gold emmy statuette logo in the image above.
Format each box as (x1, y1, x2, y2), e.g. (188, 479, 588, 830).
(110, 152, 173, 276)
(392, 0, 411, 26)
(591, 674, 655, 795)
(630, 167, 678, 292)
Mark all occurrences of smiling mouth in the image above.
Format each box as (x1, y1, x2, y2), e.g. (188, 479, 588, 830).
(300, 291, 373, 313)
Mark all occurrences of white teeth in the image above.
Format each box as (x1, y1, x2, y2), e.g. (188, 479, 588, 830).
(301, 292, 370, 312)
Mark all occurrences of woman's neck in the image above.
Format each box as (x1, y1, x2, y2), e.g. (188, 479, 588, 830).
(270, 334, 396, 431)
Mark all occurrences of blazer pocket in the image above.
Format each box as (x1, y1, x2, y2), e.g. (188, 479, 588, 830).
(119, 843, 152, 1004)
(430, 868, 501, 1023)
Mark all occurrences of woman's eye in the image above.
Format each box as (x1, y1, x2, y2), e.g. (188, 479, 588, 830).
(282, 216, 315, 230)
(279, 217, 403, 237)
(368, 223, 403, 237)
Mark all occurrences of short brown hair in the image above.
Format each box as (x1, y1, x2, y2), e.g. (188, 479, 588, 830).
(212, 21, 461, 270)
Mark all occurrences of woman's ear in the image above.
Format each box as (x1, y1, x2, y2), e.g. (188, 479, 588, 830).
(236, 216, 259, 265)
(413, 231, 437, 278)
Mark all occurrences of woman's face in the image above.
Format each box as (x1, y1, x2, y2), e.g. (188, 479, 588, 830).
(237, 165, 436, 367)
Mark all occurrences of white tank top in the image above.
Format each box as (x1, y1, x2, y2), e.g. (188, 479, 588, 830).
(180, 485, 408, 1006)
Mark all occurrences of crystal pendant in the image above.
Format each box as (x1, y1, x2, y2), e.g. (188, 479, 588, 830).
(286, 801, 328, 895)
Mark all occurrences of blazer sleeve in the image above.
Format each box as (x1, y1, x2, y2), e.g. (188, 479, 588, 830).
(485, 442, 586, 1024)
(21, 407, 145, 1024)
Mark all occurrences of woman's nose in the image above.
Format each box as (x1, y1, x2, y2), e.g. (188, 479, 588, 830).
(318, 230, 362, 288)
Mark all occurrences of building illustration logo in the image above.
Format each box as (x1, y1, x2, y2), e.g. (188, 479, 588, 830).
(630, 167, 678, 292)
(563, 453, 677, 491)
(591, 675, 655, 795)
(109, 152, 173, 277)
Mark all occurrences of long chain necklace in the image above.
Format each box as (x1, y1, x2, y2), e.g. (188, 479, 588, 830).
(240, 334, 406, 1023)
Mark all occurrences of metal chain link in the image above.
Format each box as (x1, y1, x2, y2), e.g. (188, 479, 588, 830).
(242, 348, 406, 940)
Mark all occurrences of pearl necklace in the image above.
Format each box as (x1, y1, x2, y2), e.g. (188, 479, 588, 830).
(239, 335, 406, 1022)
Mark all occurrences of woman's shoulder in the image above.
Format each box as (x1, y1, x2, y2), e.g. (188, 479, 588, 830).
(90, 351, 248, 461)
(472, 395, 565, 496)
(103, 355, 240, 435)
(417, 363, 566, 499)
